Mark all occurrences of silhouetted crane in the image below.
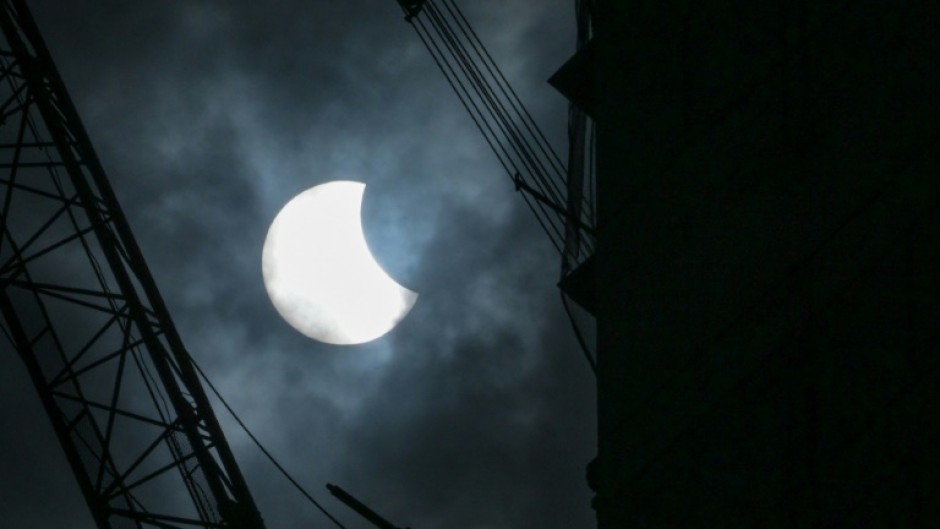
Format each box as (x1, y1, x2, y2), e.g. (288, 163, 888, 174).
(0, 1, 265, 527)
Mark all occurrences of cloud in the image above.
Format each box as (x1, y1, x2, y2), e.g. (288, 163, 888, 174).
(1, 2, 594, 528)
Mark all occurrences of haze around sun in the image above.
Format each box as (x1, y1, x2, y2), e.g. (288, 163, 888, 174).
(261, 181, 418, 345)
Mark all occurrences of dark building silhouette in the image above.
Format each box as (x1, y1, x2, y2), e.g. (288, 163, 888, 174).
(582, 1, 939, 526)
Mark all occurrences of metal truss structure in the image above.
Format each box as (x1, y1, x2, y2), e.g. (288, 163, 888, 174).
(0, 2, 266, 528)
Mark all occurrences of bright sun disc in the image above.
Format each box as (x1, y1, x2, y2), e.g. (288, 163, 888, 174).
(261, 181, 417, 345)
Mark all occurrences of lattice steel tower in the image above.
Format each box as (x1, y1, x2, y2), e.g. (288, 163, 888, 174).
(0, 2, 266, 528)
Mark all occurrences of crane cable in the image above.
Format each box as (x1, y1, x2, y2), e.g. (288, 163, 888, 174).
(190, 357, 348, 529)
(403, 0, 599, 376)
(411, 12, 566, 255)
(403, 0, 595, 258)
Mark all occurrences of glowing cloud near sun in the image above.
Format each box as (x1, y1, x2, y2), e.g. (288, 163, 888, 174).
(261, 181, 417, 345)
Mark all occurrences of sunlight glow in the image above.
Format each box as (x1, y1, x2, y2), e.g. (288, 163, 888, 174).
(262, 181, 417, 345)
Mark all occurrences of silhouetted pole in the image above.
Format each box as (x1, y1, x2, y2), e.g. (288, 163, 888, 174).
(326, 484, 409, 529)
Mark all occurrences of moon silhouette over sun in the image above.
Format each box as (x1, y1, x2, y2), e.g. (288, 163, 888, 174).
(261, 181, 418, 345)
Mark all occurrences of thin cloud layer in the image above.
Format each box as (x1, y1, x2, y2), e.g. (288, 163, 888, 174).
(0, 2, 595, 529)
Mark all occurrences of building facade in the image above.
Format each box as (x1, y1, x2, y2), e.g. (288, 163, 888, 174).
(590, 2, 939, 526)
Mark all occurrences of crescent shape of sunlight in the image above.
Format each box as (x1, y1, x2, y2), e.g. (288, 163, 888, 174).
(261, 181, 418, 345)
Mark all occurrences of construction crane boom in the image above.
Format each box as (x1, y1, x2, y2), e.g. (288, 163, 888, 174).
(0, 1, 265, 527)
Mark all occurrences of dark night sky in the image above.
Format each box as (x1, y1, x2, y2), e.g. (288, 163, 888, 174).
(0, 1, 596, 528)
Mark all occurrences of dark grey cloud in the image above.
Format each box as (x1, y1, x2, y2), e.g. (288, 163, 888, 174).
(1, 2, 594, 528)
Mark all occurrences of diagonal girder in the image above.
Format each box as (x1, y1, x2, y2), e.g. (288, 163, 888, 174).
(0, 2, 266, 529)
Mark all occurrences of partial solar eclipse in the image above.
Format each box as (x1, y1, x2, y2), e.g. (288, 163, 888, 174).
(262, 181, 417, 345)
